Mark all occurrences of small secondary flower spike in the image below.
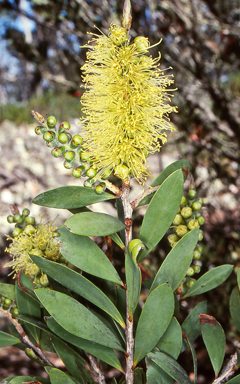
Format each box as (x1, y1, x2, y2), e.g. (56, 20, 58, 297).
(80, 23, 177, 183)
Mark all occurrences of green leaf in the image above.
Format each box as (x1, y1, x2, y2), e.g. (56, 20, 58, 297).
(157, 317, 182, 360)
(109, 232, 125, 250)
(183, 335, 197, 384)
(134, 284, 174, 365)
(31, 255, 125, 328)
(9, 377, 50, 384)
(16, 274, 41, 344)
(184, 265, 234, 298)
(125, 248, 141, 316)
(181, 301, 208, 352)
(65, 211, 125, 237)
(139, 170, 184, 261)
(147, 351, 192, 384)
(138, 159, 191, 207)
(225, 375, 240, 384)
(200, 314, 226, 376)
(230, 287, 240, 332)
(146, 356, 174, 384)
(58, 226, 123, 285)
(51, 336, 95, 384)
(116, 199, 125, 243)
(49, 368, 76, 384)
(35, 289, 124, 351)
(32, 186, 115, 209)
(0, 283, 16, 301)
(150, 228, 199, 293)
(237, 269, 240, 291)
(47, 317, 123, 371)
(0, 331, 20, 347)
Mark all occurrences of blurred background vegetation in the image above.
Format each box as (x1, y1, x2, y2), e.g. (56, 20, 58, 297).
(0, 0, 240, 382)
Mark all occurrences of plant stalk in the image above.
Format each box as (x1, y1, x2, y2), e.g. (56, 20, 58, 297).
(121, 178, 134, 384)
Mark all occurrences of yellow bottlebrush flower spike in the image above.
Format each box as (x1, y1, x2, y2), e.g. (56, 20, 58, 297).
(80, 23, 177, 184)
(4, 222, 61, 279)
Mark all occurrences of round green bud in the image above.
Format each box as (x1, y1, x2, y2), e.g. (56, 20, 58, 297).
(22, 208, 30, 217)
(60, 121, 70, 130)
(102, 169, 112, 180)
(24, 225, 36, 235)
(35, 126, 42, 135)
(46, 138, 58, 148)
(197, 245, 203, 254)
(187, 280, 195, 288)
(198, 230, 203, 241)
(134, 36, 150, 53)
(192, 201, 202, 211)
(72, 135, 83, 146)
(84, 179, 94, 188)
(80, 151, 90, 162)
(25, 348, 38, 360)
(12, 307, 20, 318)
(7, 215, 14, 223)
(13, 213, 22, 223)
(186, 267, 195, 277)
(180, 196, 188, 205)
(172, 214, 183, 225)
(188, 189, 197, 199)
(86, 168, 97, 178)
(4, 298, 12, 307)
(43, 131, 54, 142)
(34, 276, 41, 285)
(168, 233, 179, 247)
(64, 151, 75, 162)
(193, 265, 201, 273)
(12, 227, 22, 237)
(181, 207, 193, 219)
(58, 132, 69, 144)
(47, 116, 57, 128)
(114, 164, 130, 180)
(193, 250, 201, 260)
(64, 160, 75, 169)
(175, 225, 188, 238)
(198, 197, 204, 205)
(72, 166, 85, 178)
(197, 215, 205, 225)
(95, 183, 106, 194)
(40, 274, 49, 287)
(25, 216, 35, 225)
(51, 147, 65, 158)
(187, 219, 200, 230)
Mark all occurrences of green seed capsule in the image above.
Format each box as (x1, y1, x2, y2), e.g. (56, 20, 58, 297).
(51, 146, 65, 158)
(86, 168, 97, 178)
(58, 132, 69, 144)
(22, 208, 30, 217)
(12, 227, 22, 237)
(35, 126, 42, 135)
(192, 201, 202, 211)
(188, 189, 197, 199)
(175, 225, 188, 238)
(60, 121, 70, 130)
(198, 215, 205, 225)
(193, 250, 201, 260)
(72, 135, 83, 146)
(43, 131, 54, 142)
(47, 116, 57, 128)
(72, 166, 85, 178)
(7, 215, 14, 223)
(95, 183, 106, 194)
(186, 267, 195, 277)
(181, 207, 193, 219)
(172, 214, 183, 225)
(187, 280, 195, 288)
(193, 265, 201, 273)
(64, 151, 75, 162)
(25, 216, 35, 225)
(4, 298, 12, 307)
(12, 307, 20, 318)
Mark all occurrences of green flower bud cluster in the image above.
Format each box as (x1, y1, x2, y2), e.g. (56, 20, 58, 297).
(32, 111, 109, 194)
(7, 206, 35, 237)
(168, 185, 204, 278)
(0, 296, 20, 318)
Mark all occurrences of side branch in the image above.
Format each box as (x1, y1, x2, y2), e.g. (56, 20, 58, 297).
(87, 354, 106, 384)
(131, 186, 159, 209)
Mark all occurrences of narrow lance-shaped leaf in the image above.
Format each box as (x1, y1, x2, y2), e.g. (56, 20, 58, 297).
(35, 288, 124, 351)
(32, 186, 115, 209)
(58, 226, 123, 285)
(200, 314, 226, 377)
(150, 228, 199, 293)
(182, 333, 197, 384)
(125, 242, 143, 316)
(65, 211, 125, 237)
(184, 265, 233, 298)
(31, 255, 125, 328)
(229, 286, 240, 332)
(0, 283, 16, 301)
(49, 368, 76, 384)
(0, 330, 20, 347)
(157, 317, 182, 360)
(139, 170, 184, 261)
(146, 356, 174, 384)
(134, 284, 174, 365)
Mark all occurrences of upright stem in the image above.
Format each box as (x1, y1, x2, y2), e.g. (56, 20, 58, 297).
(121, 178, 134, 384)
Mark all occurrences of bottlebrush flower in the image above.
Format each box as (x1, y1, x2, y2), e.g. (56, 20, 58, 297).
(4, 222, 61, 278)
(80, 23, 177, 183)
